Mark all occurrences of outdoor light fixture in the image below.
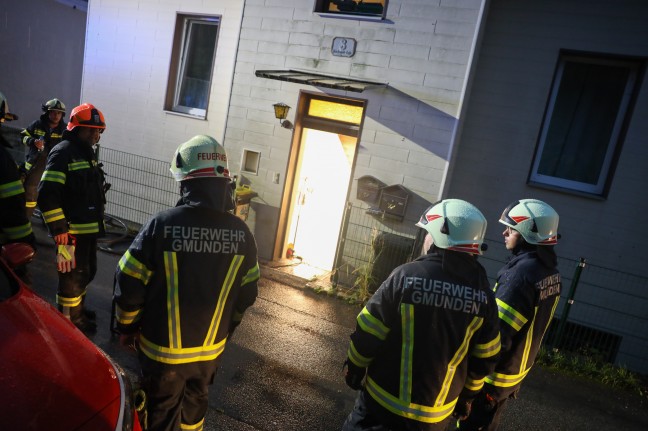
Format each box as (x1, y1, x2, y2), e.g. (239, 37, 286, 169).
(273, 102, 293, 129)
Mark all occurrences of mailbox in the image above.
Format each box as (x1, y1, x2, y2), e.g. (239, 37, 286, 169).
(356, 175, 385, 204)
(377, 185, 410, 221)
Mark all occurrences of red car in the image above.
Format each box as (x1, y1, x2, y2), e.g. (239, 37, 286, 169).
(0, 243, 142, 431)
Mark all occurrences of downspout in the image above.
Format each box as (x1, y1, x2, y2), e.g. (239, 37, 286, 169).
(438, 0, 492, 199)
(221, 0, 247, 146)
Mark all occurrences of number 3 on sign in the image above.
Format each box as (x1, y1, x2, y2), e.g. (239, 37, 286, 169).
(332, 37, 356, 58)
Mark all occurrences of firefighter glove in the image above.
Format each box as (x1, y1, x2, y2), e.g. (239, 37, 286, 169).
(56, 235, 76, 273)
(343, 359, 366, 391)
(453, 396, 473, 420)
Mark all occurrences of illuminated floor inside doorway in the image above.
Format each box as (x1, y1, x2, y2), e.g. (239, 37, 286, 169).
(265, 258, 330, 281)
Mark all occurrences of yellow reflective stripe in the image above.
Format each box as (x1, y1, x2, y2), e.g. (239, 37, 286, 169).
(348, 340, 372, 367)
(25, 162, 33, 170)
(69, 222, 100, 234)
(115, 303, 142, 325)
(496, 298, 527, 331)
(25, 201, 37, 208)
(68, 161, 91, 171)
(366, 376, 457, 423)
(357, 306, 390, 341)
(204, 255, 244, 346)
(118, 250, 153, 285)
(520, 307, 538, 371)
(464, 376, 486, 392)
(485, 368, 530, 388)
(57, 294, 83, 307)
(41, 170, 66, 184)
(51, 132, 63, 138)
(472, 332, 501, 359)
(436, 316, 483, 406)
(3, 222, 33, 240)
(241, 262, 260, 285)
(400, 303, 414, 402)
(139, 334, 227, 365)
(164, 252, 182, 350)
(0, 179, 24, 198)
(43, 208, 65, 223)
(181, 418, 204, 431)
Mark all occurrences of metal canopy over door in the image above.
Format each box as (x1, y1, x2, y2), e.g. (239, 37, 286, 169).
(276, 92, 366, 275)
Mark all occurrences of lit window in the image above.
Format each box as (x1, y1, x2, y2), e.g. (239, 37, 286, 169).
(314, 0, 387, 20)
(529, 53, 641, 196)
(165, 15, 220, 118)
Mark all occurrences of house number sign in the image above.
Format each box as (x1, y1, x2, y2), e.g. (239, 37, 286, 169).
(332, 37, 356, 58)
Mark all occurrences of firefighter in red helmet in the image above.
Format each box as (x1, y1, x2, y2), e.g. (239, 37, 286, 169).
(37, 103, 108, 335)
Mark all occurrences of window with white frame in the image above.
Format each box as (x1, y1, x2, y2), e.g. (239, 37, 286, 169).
(314, 0, 387, 20)
(165, 15, 220, 118)
(529, 53, 642, 196)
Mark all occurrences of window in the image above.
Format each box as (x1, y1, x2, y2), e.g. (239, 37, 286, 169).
(165, 15, 220, 118)
(529, 54, 642, 196)
(314, 0, 387, 20)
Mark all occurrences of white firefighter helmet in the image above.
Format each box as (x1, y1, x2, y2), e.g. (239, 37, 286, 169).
(415, 199, 488, 255)
(170, 135, 231, 182)
(499, 199, 559, 245)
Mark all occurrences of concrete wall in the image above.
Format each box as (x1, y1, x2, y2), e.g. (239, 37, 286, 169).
(80, 0, 245, 162)
(446, 0, 648, 372)
(0, 0, 86, 130)
(227, 0, 487, 258)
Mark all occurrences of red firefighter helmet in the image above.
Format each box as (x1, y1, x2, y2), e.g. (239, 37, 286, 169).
(67, 103, 106, 131)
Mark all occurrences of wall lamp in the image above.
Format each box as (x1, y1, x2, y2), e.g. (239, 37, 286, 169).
(273, 102, 294, 129)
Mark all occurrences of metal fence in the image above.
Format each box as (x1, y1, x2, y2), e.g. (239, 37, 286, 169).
(94, 147, 648, 373)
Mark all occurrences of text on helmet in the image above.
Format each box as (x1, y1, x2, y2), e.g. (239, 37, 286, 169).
(197, 152, 227, 161)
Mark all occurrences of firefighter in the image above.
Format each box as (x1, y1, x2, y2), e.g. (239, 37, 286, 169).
(459, 199, 561, 431)
(20, 98, 66, 220)
(37, 103, 108, 335)
(342, 199, 501, 431)
(0, 91, 35, 246)
(113, 135, 260, 431)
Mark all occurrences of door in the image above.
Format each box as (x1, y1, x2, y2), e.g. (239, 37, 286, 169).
(278, 93, 366, 272)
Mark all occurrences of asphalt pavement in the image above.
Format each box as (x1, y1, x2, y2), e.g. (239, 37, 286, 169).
(25, 222, 648, 430)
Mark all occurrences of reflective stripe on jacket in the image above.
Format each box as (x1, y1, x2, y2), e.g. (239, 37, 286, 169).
(0, 146, 33, 244)
(37, 135, 106, 236)
(485, 248, 561, 400)
(21, 115, 65, 167)
(348, 251, 501, 428)
(114, 205, 260, 366)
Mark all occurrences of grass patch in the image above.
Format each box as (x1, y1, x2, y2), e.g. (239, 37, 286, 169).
(537, 346, 648, 399)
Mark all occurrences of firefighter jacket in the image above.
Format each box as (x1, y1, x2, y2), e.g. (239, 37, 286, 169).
(20, 114, 65, 172)
(0, 144, 34, 244)
(485, 245, 561, 400)
(37, 132, 106, 237)
(114, 183, 260, 366)
(347, 250, 501, 428)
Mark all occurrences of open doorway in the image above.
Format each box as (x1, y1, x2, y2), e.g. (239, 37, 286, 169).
(277, 92, 366, 278)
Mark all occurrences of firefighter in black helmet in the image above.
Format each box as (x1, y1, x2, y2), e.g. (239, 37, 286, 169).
(0, 91, 35, 247)
(20, 98, 67, 220)
(341, 199, 501, 431)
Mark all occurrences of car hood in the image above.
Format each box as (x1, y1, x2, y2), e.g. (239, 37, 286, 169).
(0, 285, 120, 430)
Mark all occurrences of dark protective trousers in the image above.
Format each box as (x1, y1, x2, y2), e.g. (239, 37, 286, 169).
(342, 389, 453, 431)
(139, 354, 219, 431)
(57, 234, 97, 321)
